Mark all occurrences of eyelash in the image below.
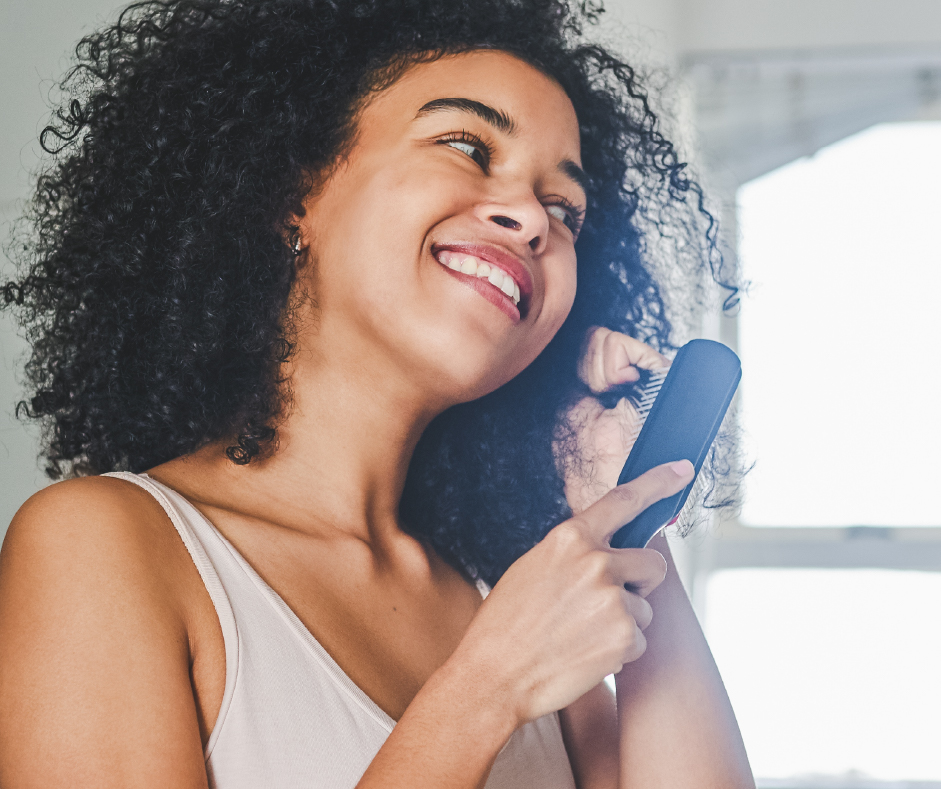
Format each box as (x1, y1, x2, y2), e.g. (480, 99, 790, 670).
(436, 129, 586, 237)
(437, 129, 493, 169)
(547, 196, 586, 236)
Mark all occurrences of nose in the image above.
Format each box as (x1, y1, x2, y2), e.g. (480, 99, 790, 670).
(478, 189, 550, 255)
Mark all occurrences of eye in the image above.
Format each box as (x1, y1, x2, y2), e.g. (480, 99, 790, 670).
(545, 200, 585, 237)
(437, 130, 491, 170)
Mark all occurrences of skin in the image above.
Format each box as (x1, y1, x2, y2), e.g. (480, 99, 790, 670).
(0, 51, 754, 788)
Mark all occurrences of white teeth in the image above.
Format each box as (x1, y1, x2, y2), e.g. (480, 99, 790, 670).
(440, 251, 461, 270)
(500, 274, 515, 297)
(436, 252, 522, 308)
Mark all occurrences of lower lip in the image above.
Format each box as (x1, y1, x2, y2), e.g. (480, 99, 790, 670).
(437, 264, 522, 323)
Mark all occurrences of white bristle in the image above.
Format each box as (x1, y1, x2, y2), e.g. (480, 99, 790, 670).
(673, 471, 709, 533)
(625, 366, 669, 446)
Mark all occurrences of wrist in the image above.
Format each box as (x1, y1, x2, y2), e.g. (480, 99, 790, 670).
(356, 650, 521, 788)
(431, 646, 522, 739)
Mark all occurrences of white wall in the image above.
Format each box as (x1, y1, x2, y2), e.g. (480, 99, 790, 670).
(676, 0, 941, 53)
(0, 0, 128, 207)
(0, 0, 128, 530)
(609, 0, 941, 61)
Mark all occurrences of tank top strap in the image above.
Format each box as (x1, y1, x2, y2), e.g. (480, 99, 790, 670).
(102, 471, 240, 758)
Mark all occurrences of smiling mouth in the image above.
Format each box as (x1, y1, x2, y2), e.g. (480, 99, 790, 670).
(434, 250, 522, 306)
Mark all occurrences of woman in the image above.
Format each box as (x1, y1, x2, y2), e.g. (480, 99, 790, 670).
(0, 0, 753, 786)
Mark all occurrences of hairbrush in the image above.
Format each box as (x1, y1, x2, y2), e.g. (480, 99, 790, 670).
(608, 339, 741, 550)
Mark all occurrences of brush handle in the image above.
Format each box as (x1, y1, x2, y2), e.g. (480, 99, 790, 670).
(609, 339, 741, 550)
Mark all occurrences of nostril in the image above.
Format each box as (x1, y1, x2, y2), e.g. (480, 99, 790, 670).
(490, 214, 522, 231)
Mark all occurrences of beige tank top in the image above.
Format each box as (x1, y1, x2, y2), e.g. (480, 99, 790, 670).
(106, 472, 577, 789)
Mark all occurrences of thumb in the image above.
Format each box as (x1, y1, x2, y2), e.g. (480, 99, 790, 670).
(571, 459, 693, 546)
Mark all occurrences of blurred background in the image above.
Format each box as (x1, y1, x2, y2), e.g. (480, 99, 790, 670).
(2, 1, 940, 786)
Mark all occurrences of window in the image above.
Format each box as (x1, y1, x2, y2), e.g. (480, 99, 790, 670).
(706, 568, 941, 783)
(737, 122, 941, 528)
(706, 122, 941, 786)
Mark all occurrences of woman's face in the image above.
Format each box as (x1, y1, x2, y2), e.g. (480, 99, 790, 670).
(297, 50, 585, 404)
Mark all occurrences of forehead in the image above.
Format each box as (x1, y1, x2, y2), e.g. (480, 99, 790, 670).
(360, 50, 581, 159)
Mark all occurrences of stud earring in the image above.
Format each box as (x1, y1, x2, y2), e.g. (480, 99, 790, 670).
(291, 231, 302, 257)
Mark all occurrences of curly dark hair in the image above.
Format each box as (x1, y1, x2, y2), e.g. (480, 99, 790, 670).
(2, 0, 739, 585)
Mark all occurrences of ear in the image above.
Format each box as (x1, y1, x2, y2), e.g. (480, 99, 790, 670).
(282, 169, 320, 264)
(280, 213, 308, 266)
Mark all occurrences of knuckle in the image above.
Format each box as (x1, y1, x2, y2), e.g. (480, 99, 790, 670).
(634, 597, 654, 630)
(612, 616, 636, 649)
(553, 520, 584, 549)
(583, 551, 609, 580)
(623, 626, 647, 663)
(609, 484, 641, 508)
(590, 325, 610, 345)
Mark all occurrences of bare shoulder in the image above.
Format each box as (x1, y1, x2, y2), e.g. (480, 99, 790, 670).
(0, 476, 211, 787)
(1, 475, 196, 613)
(6, 474, 166, 541)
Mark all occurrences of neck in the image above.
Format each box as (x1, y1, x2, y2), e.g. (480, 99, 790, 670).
(157, 335, 451, 548)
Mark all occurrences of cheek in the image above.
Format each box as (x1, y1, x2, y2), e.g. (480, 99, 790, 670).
(540, 249, 579, 339)
(309, 168, 434, 295)
(500, 250, 576, 383)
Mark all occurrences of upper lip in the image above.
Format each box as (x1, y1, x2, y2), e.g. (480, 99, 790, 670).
(431, 242, 534, 305)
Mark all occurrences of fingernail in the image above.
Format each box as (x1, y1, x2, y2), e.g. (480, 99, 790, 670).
(670, 459, 693, 477)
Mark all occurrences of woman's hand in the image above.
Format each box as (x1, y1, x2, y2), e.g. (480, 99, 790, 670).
(447, 459, 694, 728)
(559, 327, 670, 514)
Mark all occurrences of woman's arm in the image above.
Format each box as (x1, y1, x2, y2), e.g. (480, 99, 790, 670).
(559, 681, 619, 789)
(354, 656, 517, 789)
(557, 533, 754, 789)
(615, 532, 754, 789)
(0, 479, 212, 789)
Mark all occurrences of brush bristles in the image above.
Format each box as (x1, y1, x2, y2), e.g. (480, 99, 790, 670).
(626, 367, 669, 447)
(628, 365, 711, 534)
(675, 472, 709, 532)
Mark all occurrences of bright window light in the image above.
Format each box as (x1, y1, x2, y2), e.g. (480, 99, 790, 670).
(706, 568, 941, 783)
(737, 122, 941, 527)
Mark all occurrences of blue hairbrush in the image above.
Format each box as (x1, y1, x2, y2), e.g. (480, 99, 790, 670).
(609, 339, 741, 550)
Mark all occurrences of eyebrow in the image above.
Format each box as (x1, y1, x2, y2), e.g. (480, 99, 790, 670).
(415, 97, 516, 135)
(415, 96, 589, 198)
(559, 159, 589, 197)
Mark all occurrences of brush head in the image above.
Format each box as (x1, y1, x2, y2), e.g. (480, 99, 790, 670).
(609, 339, 741, 550)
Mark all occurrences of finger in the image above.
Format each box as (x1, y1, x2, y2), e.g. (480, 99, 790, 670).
(618, 620, 647, 667)
(609, 549, 668, 601)
(571, 459, 694, 545)
(603, 330, 668, 383)
(603, 328, 639, 387)
(577, 328, 670, 394)
(576, 326, 611, 393)
(619, 585, 655, 629)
